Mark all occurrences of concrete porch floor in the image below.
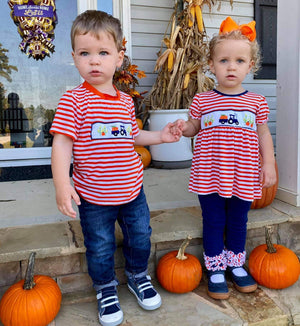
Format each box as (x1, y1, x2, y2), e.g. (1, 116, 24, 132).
(0, 168, 300, 325)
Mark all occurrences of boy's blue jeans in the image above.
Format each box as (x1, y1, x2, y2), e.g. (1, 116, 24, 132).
(198, 193, 252, 270)
(78, 187, 151, 289)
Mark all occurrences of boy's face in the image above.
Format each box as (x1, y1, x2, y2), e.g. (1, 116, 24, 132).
(72, 31, 124, 94)
(209, 39, 253, 94)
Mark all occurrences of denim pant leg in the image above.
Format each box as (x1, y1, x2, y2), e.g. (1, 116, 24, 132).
(117, 187, 152, 275)
(224, 196, 252, 254)
(78, 197, 119, 287)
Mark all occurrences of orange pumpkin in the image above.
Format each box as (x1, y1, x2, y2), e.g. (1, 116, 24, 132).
(0, 252, 62, 326)
(249, 226, 300, 289)
(251, 159, 279, 209)
(136, 118, 143, 129)
(134, 146, 151, 169)
(157, 236, 202, 293)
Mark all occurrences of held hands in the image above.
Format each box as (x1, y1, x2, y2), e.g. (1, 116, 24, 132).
(260, 162, 277, 188)
(55, 183, 81, 219)
(160, 122, 183, 143)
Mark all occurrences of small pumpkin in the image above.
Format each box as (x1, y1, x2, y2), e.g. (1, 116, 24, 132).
(249, 226, 300, 289)
(136, 118, 143, 130)
(0, 252, 62, 326)
(251, 158, 279, 209)
(156, 236, 202, 293)
(134, 146, 151, 169)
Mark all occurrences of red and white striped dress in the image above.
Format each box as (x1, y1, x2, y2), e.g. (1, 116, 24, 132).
(50, 81, 143, 205)
(189, 89, 270, 201)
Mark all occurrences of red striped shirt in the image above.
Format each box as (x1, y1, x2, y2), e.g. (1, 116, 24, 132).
(50, 81, 143, 205)
(189, 89, 270, 201)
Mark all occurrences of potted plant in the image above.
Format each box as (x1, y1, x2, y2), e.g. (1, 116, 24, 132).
(143, 0, 219, 168)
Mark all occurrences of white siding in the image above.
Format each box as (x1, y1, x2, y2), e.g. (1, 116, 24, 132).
(130, 0, 277, 145)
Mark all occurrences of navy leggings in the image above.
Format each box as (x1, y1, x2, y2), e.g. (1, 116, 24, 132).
(198, 193, 252, 257)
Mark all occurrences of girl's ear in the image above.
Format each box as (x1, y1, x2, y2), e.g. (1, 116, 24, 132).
(209, 60, 215, 74)
(248, 60, 254, 73)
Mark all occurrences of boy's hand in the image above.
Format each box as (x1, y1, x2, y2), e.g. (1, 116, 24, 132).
(55, 184, 81, 218)
(161, 122, 182, 143)
(260, 162, 277, 188)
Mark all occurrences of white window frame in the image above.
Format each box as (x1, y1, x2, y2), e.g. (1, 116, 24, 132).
(0, 0, 131, 168)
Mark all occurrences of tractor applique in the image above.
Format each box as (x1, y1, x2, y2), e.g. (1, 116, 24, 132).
(219, 113, 239, 125)
(111, 125, 127, 137)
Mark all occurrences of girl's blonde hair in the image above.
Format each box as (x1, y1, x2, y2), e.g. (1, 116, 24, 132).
(209, 30, 261, 75)
(71, 10, 123, 51)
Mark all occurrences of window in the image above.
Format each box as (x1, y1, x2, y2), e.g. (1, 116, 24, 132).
(0, 0, 129, 180)
(254, 0, 277, 79)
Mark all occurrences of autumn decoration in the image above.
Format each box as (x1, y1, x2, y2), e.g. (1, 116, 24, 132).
(143, 0, 234, 112)
(248, 226, 300, 289)
(157, 235, 202, 293)
(113, 38, 146, 119)
(8, 0, 57, 60)
(0, 252, 62, 326)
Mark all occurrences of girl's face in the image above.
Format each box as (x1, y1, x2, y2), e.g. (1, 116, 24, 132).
(209, 39, 254, 94)
(72, 31, 124, 94)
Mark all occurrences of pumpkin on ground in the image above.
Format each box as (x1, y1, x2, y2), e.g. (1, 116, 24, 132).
(156, 236, 202, 293)
(248, 226, 300, 289)
(134, 146, 151, 169)
(0, 252, 62, 326)
(251, 158, 279, 209)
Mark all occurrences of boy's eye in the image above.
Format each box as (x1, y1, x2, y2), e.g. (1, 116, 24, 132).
(220, 59, 227, 63)
(100, 51, 108, 56)
(79, 51, 89, 56)
(237, 59, 245, 63)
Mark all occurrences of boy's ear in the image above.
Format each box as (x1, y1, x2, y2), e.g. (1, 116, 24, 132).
(248, 60, 254, 73)
(117, 50, 125, 68)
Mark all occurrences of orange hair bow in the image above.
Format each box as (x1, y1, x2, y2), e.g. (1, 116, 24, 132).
(219, 17, 256, 42)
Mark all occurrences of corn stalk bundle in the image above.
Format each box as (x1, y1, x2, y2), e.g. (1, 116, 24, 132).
(145, 0, 232, 111)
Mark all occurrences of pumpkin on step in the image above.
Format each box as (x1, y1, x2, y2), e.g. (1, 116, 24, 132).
(251, 158, 279, 209)
(0, 252, 62, 326)
(248, 226, 300, 289)
(156, 236, 202, 293)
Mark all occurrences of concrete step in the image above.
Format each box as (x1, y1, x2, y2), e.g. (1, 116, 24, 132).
(0, 200, 299, 325)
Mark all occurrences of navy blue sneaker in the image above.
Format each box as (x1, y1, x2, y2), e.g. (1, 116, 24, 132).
(207, 270, 229, 300)
(127, 275, 161, 310)
(96, 286, 123, 326)
(227, 266, 257, 293)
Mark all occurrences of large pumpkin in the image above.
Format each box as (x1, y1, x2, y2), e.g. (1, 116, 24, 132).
(134, 146, 151, 169)
(251, 158, 279, 209)
(248, 226, 300, 289)
(157, 236, 202, 293)
(0, 252, 62, 326)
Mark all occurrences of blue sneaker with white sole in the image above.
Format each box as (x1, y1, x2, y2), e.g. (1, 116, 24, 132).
(96, 286, 123, 326)
(127, 274, 162, 310)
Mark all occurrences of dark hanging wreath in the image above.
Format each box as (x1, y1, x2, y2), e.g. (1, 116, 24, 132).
(8, 0, 57, 60)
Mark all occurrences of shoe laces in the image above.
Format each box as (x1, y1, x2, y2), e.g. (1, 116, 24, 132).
(97, 286, 120, 314)
(134, 275, 156, 299)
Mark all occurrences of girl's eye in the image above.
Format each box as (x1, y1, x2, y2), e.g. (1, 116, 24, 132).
(220, 59, 227, 63)
(237, 59, 245, 63)
(79, 51, 88, 56)
(100, 51, 108, 56)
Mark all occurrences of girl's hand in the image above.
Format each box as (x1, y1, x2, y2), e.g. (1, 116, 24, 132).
(260, 162, 277, 188)
(55, 184, 81, 218)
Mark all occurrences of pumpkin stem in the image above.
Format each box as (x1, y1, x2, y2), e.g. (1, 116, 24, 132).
(265, 226, 277, 254)
(176, 235, 192, 260)
(24, 252, 36, 290)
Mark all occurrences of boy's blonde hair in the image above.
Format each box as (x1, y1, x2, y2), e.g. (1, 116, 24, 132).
(209, 30, 261, 74)
(71, 10, 123, 51)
